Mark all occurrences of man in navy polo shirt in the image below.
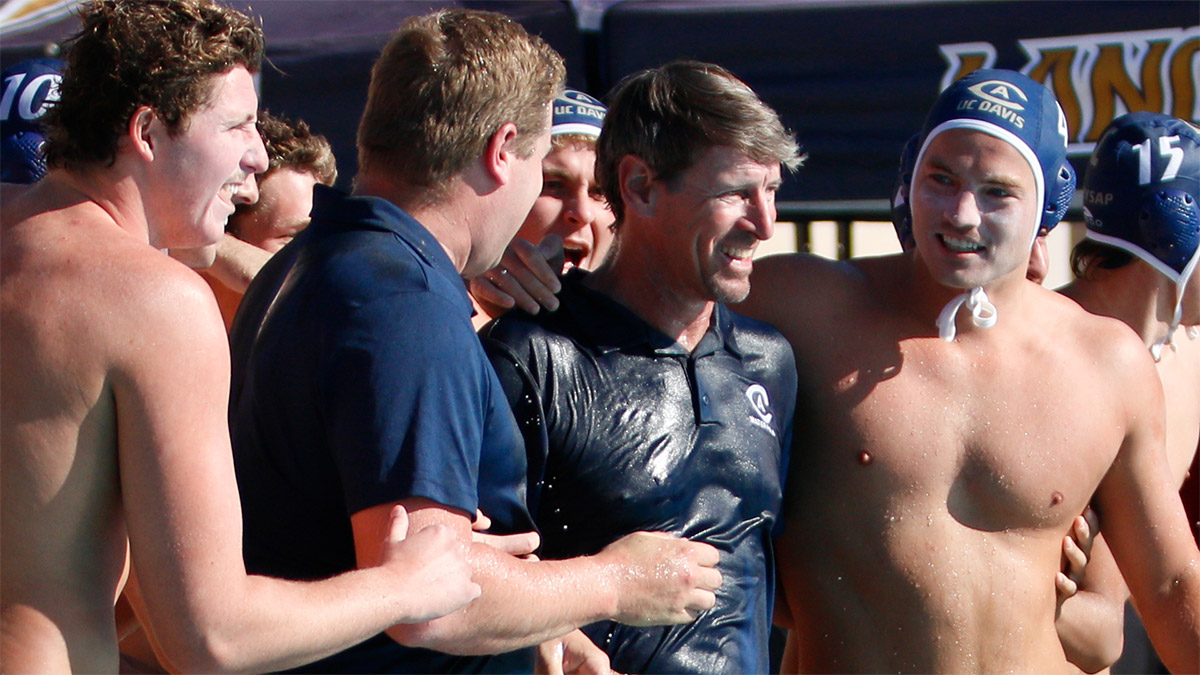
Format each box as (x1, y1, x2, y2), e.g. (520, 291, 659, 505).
(228, 10, 721, 674)
(481, 60, 803, 674)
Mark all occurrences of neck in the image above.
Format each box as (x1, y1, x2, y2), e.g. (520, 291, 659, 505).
(354, 171, 475, 276)
(40, 166, 151, 244)
(1060, 262, 1177, 350)
(586, 234, 715, 352)
(908, 249, 1032, 339)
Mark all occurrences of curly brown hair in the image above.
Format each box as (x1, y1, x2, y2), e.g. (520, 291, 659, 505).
(257, 110, 337, 186)
(356, 9, 564, 204)
(42, 0, 264, 172)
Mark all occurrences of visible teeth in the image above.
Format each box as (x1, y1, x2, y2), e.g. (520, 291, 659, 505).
(720, 245, 753, 260)
(942, 235, 983, 252)
(229, 185, 240, 196)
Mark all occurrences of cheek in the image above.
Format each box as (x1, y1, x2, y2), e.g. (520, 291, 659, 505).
(517, 198, 561, 242)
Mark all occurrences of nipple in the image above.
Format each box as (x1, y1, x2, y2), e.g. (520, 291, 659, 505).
(937, 286, 997, 342)
(1049, 491, 1064, 506)
(857, 451, 873, 466)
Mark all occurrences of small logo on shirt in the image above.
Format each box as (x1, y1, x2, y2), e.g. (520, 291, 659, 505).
(745, 384, 775, 437)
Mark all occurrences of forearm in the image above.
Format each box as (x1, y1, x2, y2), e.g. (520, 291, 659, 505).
(392, 542, 615, 655)
(1055, 589, 1125, 673)
(1138, 558, 1200, 674)
(199, 234, 271, 293)
(1056, 535, 1128, 673)
(149, 565, 436, 673)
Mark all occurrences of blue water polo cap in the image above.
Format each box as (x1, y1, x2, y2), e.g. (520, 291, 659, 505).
(1082, 112, 1199, 280)
(913, 68, 1076, 236)
(552, 89, 606, 139)
(1, 58, 64, 184)
(911, 69, 1075, 341)
(1082, 112, 1200, 358)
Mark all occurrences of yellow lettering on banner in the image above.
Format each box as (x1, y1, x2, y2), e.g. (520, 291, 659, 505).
(1086, 40, 1169, 141)
(1170, 34, 1199, 121)
(1026, 48, 1079, 141)
(943, 27, 1198, 154)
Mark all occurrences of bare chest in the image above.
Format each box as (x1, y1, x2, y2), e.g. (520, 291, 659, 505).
(794, 335, 1124, 532)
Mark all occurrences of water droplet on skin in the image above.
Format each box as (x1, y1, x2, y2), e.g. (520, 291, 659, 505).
(858, 451, 872, 465)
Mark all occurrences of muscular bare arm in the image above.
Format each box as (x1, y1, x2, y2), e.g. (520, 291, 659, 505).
(115, 266, 479, 673)
(1055, 525, 1127, 673)
(1094, 338, 1200, 674)
(353, 498, 723, 655)
(198, 233, 273, 293)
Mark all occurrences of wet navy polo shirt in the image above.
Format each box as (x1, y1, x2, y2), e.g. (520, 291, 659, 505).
(481, 271, 797, 675)
(229, 185, 533, 673)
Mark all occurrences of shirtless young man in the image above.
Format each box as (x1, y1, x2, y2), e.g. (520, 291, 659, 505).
(737, 69, 1200, 672)
(1, 2, 478, 672)
(1053, 112, 1200, 671)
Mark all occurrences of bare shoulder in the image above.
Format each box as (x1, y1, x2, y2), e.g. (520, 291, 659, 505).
(3, 201, 223, 373)
(1038, 286, 1162, 408)
(741, 252, 877, 328)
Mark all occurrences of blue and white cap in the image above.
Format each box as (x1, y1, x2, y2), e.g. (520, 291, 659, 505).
(913, 69, 1076, 341)
(1082, 112, 1200, 358)
(552, 88, 606, 139)
(1, 58, 64, 184)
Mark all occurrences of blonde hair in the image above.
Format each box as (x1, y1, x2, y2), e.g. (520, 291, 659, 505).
(357, 9, 565, 204)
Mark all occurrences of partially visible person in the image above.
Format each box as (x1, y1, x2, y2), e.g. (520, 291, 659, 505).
(1, 2, 479, 672)
(228, 10, 721, 674)
(200, 110, 337, 330)
(481, 60, 802, 674)
(471, 88, 613, 326)
(1055, 112, 1200, 673)
(738, 69, 1199, 672)
(0, 58, 63, 202)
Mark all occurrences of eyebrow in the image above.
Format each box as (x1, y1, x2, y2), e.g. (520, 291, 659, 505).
(542, 166, 573, 180)
(925, 157, 1025, 189)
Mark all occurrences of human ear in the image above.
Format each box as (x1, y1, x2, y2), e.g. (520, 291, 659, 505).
(127, 106, 157, 162)
(618, 154, 654, 218)
(483, 122, 520, 186)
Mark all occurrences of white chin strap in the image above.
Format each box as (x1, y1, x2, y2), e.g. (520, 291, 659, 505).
(1150, 292, 1187, 362)
(937, 286, 997, 342)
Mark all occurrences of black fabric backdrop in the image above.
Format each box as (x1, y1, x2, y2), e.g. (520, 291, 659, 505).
(2, 0, 1195, 218)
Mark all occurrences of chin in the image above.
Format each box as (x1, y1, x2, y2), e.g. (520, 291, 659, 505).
(708, 279, 751, 305)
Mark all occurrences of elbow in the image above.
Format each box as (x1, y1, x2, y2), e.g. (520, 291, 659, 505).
(1064, 633, 1124, 674)
(1079, 637, 1124, 674)
(156, 631, 244, 674)
(385, 616, 496, 656)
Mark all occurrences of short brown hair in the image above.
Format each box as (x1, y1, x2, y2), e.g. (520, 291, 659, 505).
(42, 0, 263, 172)
(257, 110, 337, 186)
(356, 9, 565, 204)
(596, 60, 803, 224)
(1070, 238, 1135, 279)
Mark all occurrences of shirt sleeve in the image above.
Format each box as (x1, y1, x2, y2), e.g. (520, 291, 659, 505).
(322, 291, 486, 517)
